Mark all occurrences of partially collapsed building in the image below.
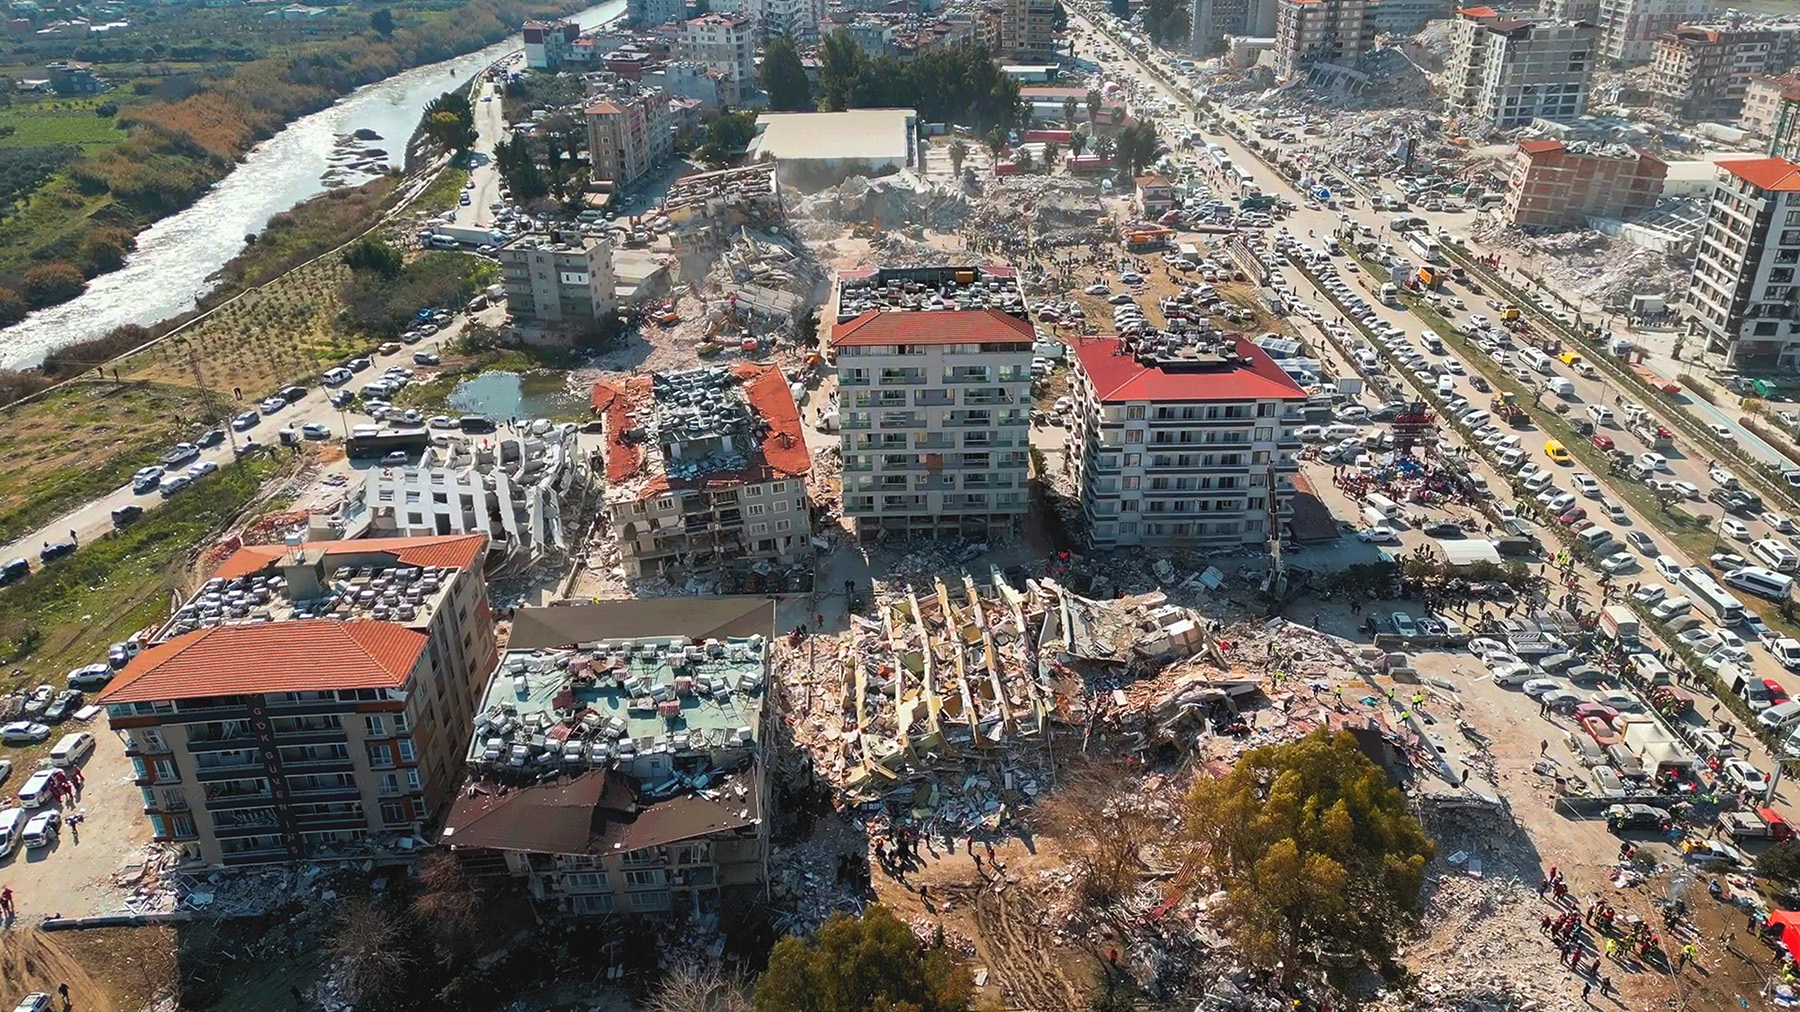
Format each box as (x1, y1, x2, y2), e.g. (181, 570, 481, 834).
(592, 363, 813, 590)
(442, 599, 774, 918)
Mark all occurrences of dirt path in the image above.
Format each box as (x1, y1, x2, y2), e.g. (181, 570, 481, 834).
(0, 929, 123, 1012)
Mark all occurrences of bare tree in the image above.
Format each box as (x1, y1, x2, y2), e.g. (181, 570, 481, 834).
(412, 852, 483, 964)
(330, 898, 413, 1006)
(1029, 764, 1161, 904)
(648, 963, 753, 1012)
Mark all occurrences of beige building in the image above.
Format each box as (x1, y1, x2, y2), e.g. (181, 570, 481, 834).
(1272, 0, 1374, 82)
(679, 14, 755, 104)
(496, 232, 616, 327)
(592, 363, 812, 584)
(1000, 0, 1057, 61)
(1744, 72, 1800, 136)
(1686, 156, 1800, 369)
(1538, 0, 1599, 21)
(1596, 0, 1710, 64)
(443, 599, 775, 918)
(1650, 24, 1800, 124)
(1067, 335, 1308, 550)
(99, 535, 498, 867)
(1504, 139, 1669, 228)
(586, 85, 673, 191)
(1445, 10, 1598, 127)
(833, 265, 1033, 541)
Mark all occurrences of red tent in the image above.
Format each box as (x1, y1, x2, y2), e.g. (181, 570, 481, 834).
(1766, 910, 1800, 956)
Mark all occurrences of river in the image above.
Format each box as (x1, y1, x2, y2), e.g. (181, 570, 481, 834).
(0, 0, 624, 368)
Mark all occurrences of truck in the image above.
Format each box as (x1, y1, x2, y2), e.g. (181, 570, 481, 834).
(1627, 418, 1674, 450)
(1491, 392, 1525, 424)
(1599, 604, 1640, 644)
(1719, 808, 1795, 842)
(431, 225, 504, 248)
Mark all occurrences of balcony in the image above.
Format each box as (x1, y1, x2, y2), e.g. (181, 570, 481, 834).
(288, 785, 364, 803)
(273, 728, 349, 747)
(194, 761, 267, 783)
(282, 758, 356, 776)
(841, 417, 873, 430)
(840, 374, 870, 387)
(877, 372, 926, 386)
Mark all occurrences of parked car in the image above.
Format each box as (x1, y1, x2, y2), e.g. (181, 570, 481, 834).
(22, 810, 59, 849)
(0, 723, 48, 745)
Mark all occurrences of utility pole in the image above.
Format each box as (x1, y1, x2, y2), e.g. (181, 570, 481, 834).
(188, 344, 235, 451)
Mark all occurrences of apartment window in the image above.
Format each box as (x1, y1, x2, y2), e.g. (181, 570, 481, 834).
(771, 482, 787, 493)
(656, 497, 676, 512)
(624, 869, 665, 887)
(1126, 405, 1145, 419)
(397, 738, 415, 763)
(379, 800, 407, 824)
(773, 499, 789, 513)
(563, 872, 609, 893)
(1125, 453, 1140, 466)
(366, 743, 396, 769)
(392, 712, 408, 734)
(775, 519, 792, 532)
(364, 715, 387, 738)
(749, 522, 769, 535)
(405, 769, 422, 792)
(746, 503, 766, 516)
(745, 486, 763, 497)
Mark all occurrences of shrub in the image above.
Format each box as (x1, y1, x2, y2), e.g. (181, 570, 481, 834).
(21, 263, 86, 306)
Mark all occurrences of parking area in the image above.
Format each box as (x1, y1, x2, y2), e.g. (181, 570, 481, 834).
(0, 726, 153, 920)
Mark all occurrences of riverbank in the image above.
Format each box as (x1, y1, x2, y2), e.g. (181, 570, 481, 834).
(0, 0, 593, 344)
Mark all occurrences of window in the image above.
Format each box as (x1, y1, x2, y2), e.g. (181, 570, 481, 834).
(624, 869, 665, 887)
(379, 800, 407, 824)
(749, 522, 768, 535)
(364, 715, 387, 737)
(771, 482, 787, 493)
(775, 519, 792, 532)
(366, 743, 395, 769)
(563, 872, 609, 893)
(745, 485, 763, 497)
(655, 497, 676, 512)
(1126, 405, 1145, 419)
(574, 893, 615, 914)
(392, 713, 408, 734)
(405, 769, 422, 792)
(397, 738, 415, 763)
(746, 503, 766, 516)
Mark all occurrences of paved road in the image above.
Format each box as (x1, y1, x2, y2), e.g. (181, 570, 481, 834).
(454, 72, 511, 229)
(1069, 7, 1800, 785)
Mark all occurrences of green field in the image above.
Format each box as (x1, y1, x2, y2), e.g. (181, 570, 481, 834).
(0, 98, 127, 152)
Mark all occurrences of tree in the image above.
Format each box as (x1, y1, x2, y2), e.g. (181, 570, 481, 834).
(1087, 88, 1103, 125)
(1031, 766, 1162, 903)
(1042, 140, 1059, 172)
(1142, 0, 1190, 45)
(1114, 120, 1165, 178)
(341, 237, 403, 279)
(1063, 96, 1079, 128)
(421, 91, 477, 152)
(755, 905, 973, 1012)
(985, 125, 1006, 161)
(818, 30, 862, 111)
(370, 8, 395, 36)
(1070, 130, 1088, 159)
(412, 853, 484, 964)
(947, 137, 967, 177)
(652, 964, 753, 1012)
(1093, 132, 1116, 165)
(1109, 0, 1129, 18)
(21, 262, 85, 306)
(700, 110, 758, 163)
(80, 226, 136, 274)
(761, 36, 811, 110)
(1185, 731, 1434, 983)
(329, 898, 413, 1007)
(1016, 147, 1034, 171)
(494, 138, 547, 200)
(0, 285, 23, 327)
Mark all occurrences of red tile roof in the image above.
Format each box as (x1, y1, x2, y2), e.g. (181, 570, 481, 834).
(98, 621, 428, 704)
(831, 308, 1033, 348)
(587, 101, 624, 115)
(1072, 337, 1310, 403)
(1722, 157, 1800, 192)
(212, 534, 489, 580)
(1458, 5, 1496, 15)
(1517, 139, 1564, 156)
(590, 364, 810, 501)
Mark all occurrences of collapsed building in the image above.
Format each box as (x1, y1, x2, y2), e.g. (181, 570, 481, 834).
(591, 363, 813, 591)
(337, 425, 587, 577)
(443, 599, 774, 918)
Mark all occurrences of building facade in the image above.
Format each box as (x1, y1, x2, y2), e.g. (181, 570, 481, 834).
(1596, 0, 1711, 64)
(443, 599, 775, 918)
(1744, 72, 1800, 136)
(1066, 335, 1308, 551)
(1686, 157, 1800, 368)
(761, 0, 825, 40)
(1368, 0, 1453, 34)
(628, 0, 687, 27)
(99, 536, 497, 867)
(586, 85, 674, 190)
(1445, 10, 1597, 127)
(1650, 24, 1800, 123)
(1000, 0, 1056, 61)
(1272, 0, 1375, 82)
(1773, 87, 1800, 161)
(1538, 0, 1599, 22)
(496, 232, 617, 326)
(679, 14, 755, 104)
(1504, 139, 1669, 228)
(832, 266, 1032, 541)
(524, 20, 582, 69)
(591, 364, 813, 583)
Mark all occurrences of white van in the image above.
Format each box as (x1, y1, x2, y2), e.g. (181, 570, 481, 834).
(1586, 404, 1613, 426)
(1576, 527, 1616, 551)
(1726, 566, 1794, 601)
(1363, 492, 1402, 519)
(1544, 377, 1575, 397)
(49, 732, 93, 768)
(1498, 448, 1528, 471)
(1751, 538, 1800, 573)
(0, 808, 25, 859)
(17, 771, 55, 810)
(1436, 375, 1455, 396)
(1522, 348, 1555, 374)
(1650, 596, 1692, 621)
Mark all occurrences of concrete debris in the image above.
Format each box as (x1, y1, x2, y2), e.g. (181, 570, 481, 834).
(794, 172, 971, 236)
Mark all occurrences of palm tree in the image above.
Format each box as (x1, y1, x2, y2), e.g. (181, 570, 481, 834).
(1043, 140, 1060, 172)
(1094, 133, 1116, 166)
(1070, 130, 1088, 159)
(1017, 147, 1035, 171)
(1086, 88, 1103, 125)
(948, 137, 968, 177)
(1063, 96, 1079, 128)
(985, 126, 1007, 161)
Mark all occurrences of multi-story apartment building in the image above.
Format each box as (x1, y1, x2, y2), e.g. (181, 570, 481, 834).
(1000, 0, 1057, 61)
(1596, 0, 1711, 64)
(1369, 0, 1453, 34)
(1272, 0, 1375, 82)
(1539, 0, 1600, 22)
(1770, 84, 1800, 160)
(592, 363, 812, 582)
(1650, 23, 1800, 123)
(1744, 72, 1800, 137)
(832, 265, 1032, 541)
(1066, 334, 1308, 551)
(1504, 139, 1669, 228)
(586, 84, 674, 191)
(628, 0, 686, 27)
(99, 535, 498, 867)
(1445, 10, 1597, 127)
(443, 598, 775, 918)
(679, 14, 755, 104)
(524, 20, 581, 69)
(1686, 156, 1800, 369)
(496, 232, 616, 326)
(761, 0, 825, 40)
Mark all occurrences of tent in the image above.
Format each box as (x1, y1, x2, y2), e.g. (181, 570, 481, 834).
(1767, 910, 1800, 957)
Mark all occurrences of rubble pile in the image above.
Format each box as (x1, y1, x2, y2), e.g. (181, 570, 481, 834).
(963, 176, 1107, 249)
(1470, 219, 1693, 307)
(793, 173, 971, 233)
(111, 844, 424, 917)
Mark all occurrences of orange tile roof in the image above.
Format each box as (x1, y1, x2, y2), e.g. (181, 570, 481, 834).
(740, 362, 811, 480)
(831, 308, 1034, 349)
(1458, 5, 1496, 15)
(211, 534, 489, 580)
(587, 101, 625, 115)
(590, 365, 808, 501)
(98, 621, 428, 704)
(1721, 156, 1800, 192)
(1517, 139, 1564, 155)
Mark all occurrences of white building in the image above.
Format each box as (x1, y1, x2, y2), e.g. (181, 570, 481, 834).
(679, 14, 755, 105)
(1686, 157, 1800, 369)
(1595, 0, 1711, 64)
(746, 108, 917, 190)
(1445, 10, 1598, 127)
(761, 0, 825, 41)
(1272, 0, 1375, 82)
(832, 266, 1033, 542)
(1066, 334, 1308, 551)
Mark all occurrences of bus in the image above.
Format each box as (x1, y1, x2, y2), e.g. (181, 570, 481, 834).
(1679, 568, 1747, 624)
(1405, 232, 1446, 264)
